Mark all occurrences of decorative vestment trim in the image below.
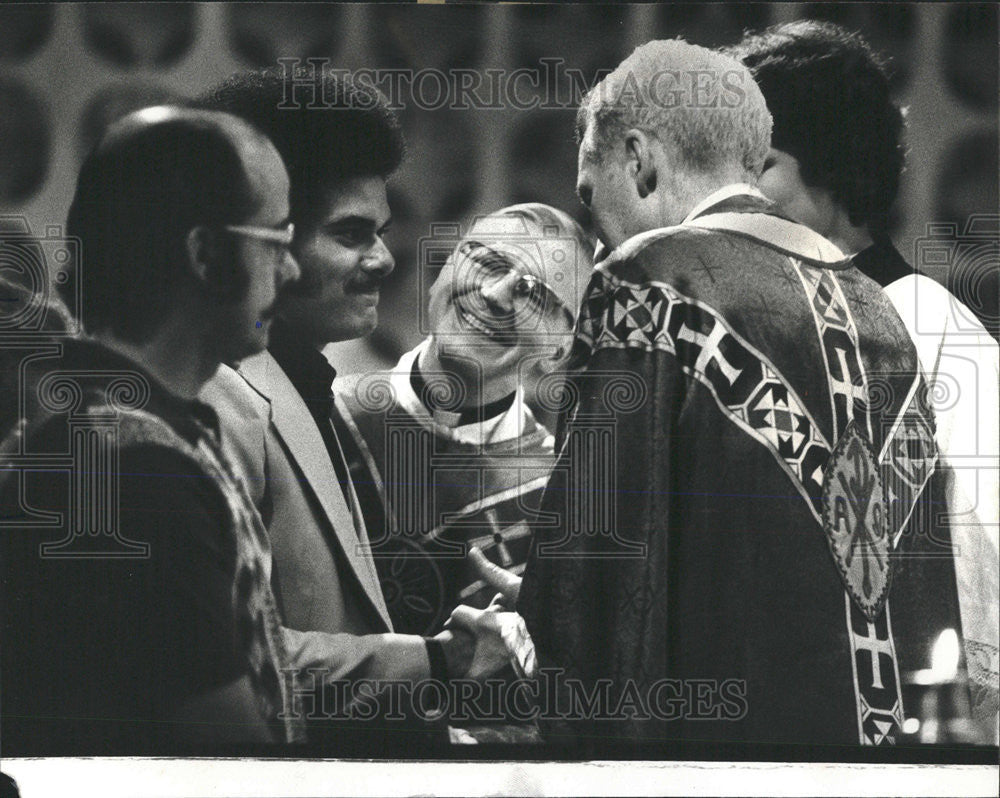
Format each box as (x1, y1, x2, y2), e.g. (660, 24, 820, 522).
(578, 213, 946, 745)
(428, 477, 552, 542)
(578, 268, 833, 522)
(880, 378, 938, 550)
(690, 212, 849, 265)
(790, 261, 872, 441)
(786, 262, 906, 748)
(845, 593, 906, 745)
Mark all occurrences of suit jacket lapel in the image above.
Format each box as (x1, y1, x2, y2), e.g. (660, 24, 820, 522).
(238, 350, 392, 629)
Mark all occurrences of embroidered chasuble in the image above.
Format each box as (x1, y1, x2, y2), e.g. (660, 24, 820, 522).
(518, 193, 967, 748)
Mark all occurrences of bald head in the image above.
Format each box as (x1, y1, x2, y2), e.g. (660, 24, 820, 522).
(66, 105, 285, 342)
(462, 203, 593, 314)
(97, 105, 257, 151)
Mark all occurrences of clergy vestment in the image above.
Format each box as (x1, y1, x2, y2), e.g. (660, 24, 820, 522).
(852, 238, 998, 743)
(335, 340, 555, 636)
(876, 248, 999, 744)
(518, 188, 967, 748)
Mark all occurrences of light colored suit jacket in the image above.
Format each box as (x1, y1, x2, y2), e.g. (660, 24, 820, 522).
(201, 351, 431, 686)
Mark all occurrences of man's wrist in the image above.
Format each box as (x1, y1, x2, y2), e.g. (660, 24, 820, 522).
(426, 629, 473, 680)
(423, 636, 448, 683)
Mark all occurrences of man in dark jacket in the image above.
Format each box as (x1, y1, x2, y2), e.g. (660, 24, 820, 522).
(1, 106, 303, 753)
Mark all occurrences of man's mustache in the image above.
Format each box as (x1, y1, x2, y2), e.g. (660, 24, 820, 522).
(279, 273, 384, 298)
(281, 272, 323, 296)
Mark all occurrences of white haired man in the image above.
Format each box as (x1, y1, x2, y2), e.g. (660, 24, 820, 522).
(336, 204, 591, 636)
(506, 39, 963, 750)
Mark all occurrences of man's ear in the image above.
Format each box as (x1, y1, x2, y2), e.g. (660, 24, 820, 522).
(542, 328, 576, 370)
(625, 129, 657, 199)
(186, 226, 239, 298)
(185, 226, 215, 285)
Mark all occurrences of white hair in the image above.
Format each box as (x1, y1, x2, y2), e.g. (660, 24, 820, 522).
(584, 39, 772, 179)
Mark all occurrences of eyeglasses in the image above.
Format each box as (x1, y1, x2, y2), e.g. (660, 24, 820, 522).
(223, 222, 295, 248)
(511, 272, 576, 327)
(458, 240, 575, 328)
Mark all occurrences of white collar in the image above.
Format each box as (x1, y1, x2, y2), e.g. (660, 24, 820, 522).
(596, 185, 765, 267)
(390, 340, 533, 446)
(606, 183, 845, 268)
(682, 183, 767, 224)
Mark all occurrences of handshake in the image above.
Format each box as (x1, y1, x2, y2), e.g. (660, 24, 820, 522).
(430, 548, 536, 682)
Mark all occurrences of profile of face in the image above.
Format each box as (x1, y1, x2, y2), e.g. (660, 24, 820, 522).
(426, 210, 580, 386)
(277, 175, 395, 347)
(757, 147, 833, 236)
(575, 113, 639, 251)
(218, 138, 301, 363)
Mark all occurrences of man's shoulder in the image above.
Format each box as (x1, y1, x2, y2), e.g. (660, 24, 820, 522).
(614, 223, 726, 266)
(887, 273, 997, 337)
(606, 220, 779, 289)
(94, 405, 220, 485)
(198, 363, 272, 488)
(4, 401, 216, 509)
(333, 369, 364, 406)
(114, 405, 189, 448)
(200, 361, 271, 427)
(334, 348, 412, 421)
(18, 391, 192, 450)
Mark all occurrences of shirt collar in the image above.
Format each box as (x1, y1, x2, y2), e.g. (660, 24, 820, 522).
(267, 325, 338, 402)
(391, 340, 532, 446)
(682, 183, 768, 224)
(851, 238, 914, 287)
(607, 182, 847, 269)
(594, 185, 768, 267)
(59, 337, 219, 444)
(409, 359, 516, 427)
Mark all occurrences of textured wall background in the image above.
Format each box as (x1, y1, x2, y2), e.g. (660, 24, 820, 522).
(2, 3, 996, 354)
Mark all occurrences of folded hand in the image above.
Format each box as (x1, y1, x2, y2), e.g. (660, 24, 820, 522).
(444, 602, 512, 681)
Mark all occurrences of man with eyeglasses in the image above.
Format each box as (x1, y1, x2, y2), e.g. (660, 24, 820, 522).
(335, 204, 591, 636)
(332, 203, 590, 741)
(198, 69, 512, 749)
(1, 106, 304, 753)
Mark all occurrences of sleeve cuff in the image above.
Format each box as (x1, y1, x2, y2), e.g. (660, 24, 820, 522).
(423, 636, 449, 684)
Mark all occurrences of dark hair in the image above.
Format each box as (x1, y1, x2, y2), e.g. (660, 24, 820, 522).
(730, 20, 905, 233)
(65, 109, 259, 341)
(198, 67, 405, 228)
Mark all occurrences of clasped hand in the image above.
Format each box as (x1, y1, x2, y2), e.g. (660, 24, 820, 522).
(435, 547, 526, 681)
